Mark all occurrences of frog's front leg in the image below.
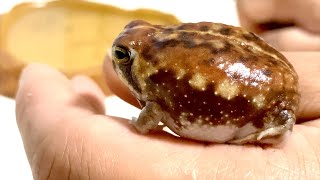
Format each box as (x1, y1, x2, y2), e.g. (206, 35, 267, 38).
(131, 101, 165, 134)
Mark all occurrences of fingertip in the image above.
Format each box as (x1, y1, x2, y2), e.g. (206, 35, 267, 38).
(15, 63, 76, 154)
(16, 63, 71, 119)
(18, 63, 68, 89)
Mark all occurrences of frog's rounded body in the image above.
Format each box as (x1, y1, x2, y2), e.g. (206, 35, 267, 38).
(110, 20, 300, 144)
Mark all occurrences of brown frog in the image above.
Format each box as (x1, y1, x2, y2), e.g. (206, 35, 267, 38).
(109, 20, 300, 144)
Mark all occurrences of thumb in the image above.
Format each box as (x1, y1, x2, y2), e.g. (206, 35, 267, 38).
(15, 64, 106, 178)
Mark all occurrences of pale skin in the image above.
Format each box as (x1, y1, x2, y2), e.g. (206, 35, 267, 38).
(15, 0, 320, 179)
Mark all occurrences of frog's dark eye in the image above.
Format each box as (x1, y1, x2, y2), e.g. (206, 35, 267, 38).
(113, 46, 131, 64)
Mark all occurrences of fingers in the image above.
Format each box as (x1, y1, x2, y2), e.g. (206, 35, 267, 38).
(237, 0, 320, 33)
(283, 52, 320, 121)
(103, 55, 140, 108)
(261, 27, 320, 51)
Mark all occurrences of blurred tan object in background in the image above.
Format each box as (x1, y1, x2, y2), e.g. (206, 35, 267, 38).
(0, 0, 179, 98)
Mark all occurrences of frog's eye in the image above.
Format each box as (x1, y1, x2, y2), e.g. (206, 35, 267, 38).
(113, 46, 131, 64)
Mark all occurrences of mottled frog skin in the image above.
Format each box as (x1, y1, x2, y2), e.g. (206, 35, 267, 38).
(110, 20, 300, 144)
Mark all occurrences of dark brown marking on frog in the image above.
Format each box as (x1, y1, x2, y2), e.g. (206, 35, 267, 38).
(154, 39, 180, 49)
(200, 25, 210, 31)
(140, 45, 152, 59)
(203, 33, 220, 40)
(149, 38, 158, 44)
(219, 27, 233, 35)
(237, 55, 260, 68)
(261, 69, 272, 76)
(182, 39, 197, 48)
(202, 58, 216, 66)
(238, 56, 250, 63)
(140, 45, 159, 65)
(163, 28, 174, 34)
(229, 73, 242, 80)
(242, 32, 261, 42)
(178, 31, 199, 40)
(176, 23, 197, 30)
(147, 69, 278, 129)
(176, 32, 198, 48)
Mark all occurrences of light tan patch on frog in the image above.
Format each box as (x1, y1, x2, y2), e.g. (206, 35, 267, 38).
(176, 68, 186, 80)
(132, 55, 159, 91)
(216, 79, 240, 100)
(188, 73, 208, 91)
(154, 32, 178, 41)
(210, 23, 223, 31)
(193, 38, 204, 45)
(208, 39, 226, 49)
(252, 94, 266, 109)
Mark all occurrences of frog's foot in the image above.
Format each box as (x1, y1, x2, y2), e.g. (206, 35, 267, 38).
(131, 101, 166, 134)
(229, 110, 296, 145)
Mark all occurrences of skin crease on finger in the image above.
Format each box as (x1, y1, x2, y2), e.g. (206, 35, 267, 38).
(16, 62, 320, 179)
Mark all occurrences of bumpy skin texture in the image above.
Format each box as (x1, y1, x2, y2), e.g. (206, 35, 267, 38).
(111, 20, 300, 144)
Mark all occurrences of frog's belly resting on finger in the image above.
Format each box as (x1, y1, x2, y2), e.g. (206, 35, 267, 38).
(109, 20, 300, 145)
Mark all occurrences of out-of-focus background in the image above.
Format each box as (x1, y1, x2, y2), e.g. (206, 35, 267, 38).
(0, 0, 238, 179)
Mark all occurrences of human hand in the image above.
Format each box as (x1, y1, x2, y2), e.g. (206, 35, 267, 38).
(16, 54, 320, 179)
(237, 0, 320, 51)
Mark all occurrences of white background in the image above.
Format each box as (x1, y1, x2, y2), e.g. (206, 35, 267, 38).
(0, 0, 238, 179)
